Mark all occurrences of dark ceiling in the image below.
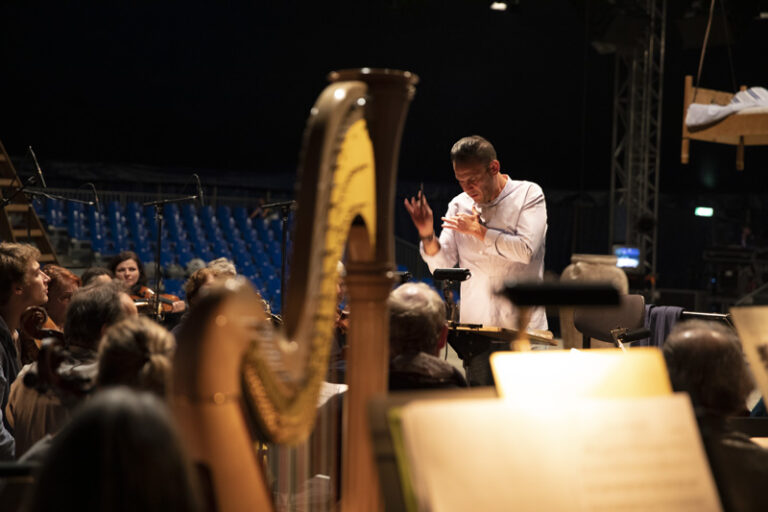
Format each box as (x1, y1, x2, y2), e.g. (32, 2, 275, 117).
(1, 0, 768, 194)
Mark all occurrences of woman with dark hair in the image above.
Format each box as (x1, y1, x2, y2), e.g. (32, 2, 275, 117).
(109, 251, 185, 318)
(108, 251, 147, 297)
(24, 388, 202, 512)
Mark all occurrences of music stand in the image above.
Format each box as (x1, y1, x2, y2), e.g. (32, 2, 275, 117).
(448, 324, 556, 384)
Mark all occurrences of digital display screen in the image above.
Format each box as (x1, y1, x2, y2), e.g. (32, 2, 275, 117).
(614, 246, 640, 269)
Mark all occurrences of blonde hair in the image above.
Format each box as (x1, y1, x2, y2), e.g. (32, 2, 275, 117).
(97, 316, 176, 398)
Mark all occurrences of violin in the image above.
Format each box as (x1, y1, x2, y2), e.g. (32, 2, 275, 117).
(131, 286, 186, 320)
(19, 306, 92, 399)
(19, 306, 63, 365)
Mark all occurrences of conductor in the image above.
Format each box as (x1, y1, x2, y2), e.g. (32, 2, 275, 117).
(404, 135, 548, 382)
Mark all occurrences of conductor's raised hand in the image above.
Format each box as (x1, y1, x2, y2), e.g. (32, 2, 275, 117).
(404, 190, 434, 237)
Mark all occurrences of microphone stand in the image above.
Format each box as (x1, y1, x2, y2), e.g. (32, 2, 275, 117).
(1, 177, 94, 244)
(261, 199, 295, 315)
(441, 279, 461, 325)
(143, 193, 199, 323)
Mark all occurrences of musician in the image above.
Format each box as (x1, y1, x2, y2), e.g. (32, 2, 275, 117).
(0, 243, 49, 459)
(24, 389, 202, 512)
(80, 266, 114, 286)
(404, 135, 547, 384)
(97, 316, 176, 399)
(41, 265, 81, 331)
(388, 283, 466, 390)
(664, 320, 766, 512)
(7, 282, 132, 457)
(206, 257, 237, 277)
(17, 265, 82, 366)
(109, 251, 186, 315)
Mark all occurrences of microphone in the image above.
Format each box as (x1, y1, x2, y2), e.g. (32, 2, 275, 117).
(87, 183, 101, 213)
(193, 173, 204, 207)
(28, 146, 47, 188)
(432, 268, 471, 282)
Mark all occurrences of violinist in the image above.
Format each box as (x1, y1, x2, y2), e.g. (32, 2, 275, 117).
(18, 265, 82, 366)
(7, 281, 133, 458)
(41, 265, 81, 331)
(109, 251, 186, 319)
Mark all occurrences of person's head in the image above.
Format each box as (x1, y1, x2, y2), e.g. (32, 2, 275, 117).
(25, 388, 201, 512)
(81, 266, 114, 286)
(0, 242, 49, 311)
(109, 251, 146, 291)
(183, 268, 216, 308)
(663, 320, 753, 416)
(450, 135, 503, 204)
(206, 257, 237, 277)
(336, 260, 347, 304)
(42, 264, 81, 327)
(388, 282, 448, 357)
(64, 282, 130, 350)
(97, 316, 175, 398)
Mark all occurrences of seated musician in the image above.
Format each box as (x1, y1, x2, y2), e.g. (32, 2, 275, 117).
(404, 135, 548, 385)
(388, 282, 466, 390)
(0, 243, 50, 460)
(7, 282, 136, 458)
(663, 320, 768, 512)
(206, 257, 237, 277)
(18, 265, 83, 366)
(41, 265, 81, 332)
(80, 266, 114, 286)
(171, 261, 240, 339)
(14, 315, 174, 470)
(109, 251, 186, 318)
(23, 388, 202, 512)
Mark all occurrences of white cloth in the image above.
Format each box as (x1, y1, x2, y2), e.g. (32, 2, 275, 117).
(420, 177, 548, 330)
(686, 86, 768, 128)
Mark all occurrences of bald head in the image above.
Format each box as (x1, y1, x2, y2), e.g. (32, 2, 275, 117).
(663, 320, 753, 416)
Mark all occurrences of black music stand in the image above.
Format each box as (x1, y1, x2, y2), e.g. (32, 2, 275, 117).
(448, 324, 556, 385)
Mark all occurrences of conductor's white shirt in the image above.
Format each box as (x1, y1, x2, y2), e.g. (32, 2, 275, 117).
(420, 177, 548, 331)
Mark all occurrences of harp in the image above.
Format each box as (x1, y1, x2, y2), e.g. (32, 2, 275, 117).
(173, 68, 418, 511)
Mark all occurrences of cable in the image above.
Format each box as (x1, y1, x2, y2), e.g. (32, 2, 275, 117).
(693, 0, 718, 103)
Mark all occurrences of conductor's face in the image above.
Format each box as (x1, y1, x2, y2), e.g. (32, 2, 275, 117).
(454, 159, 501, 204)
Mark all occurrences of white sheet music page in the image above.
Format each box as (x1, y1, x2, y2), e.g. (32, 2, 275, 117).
(730, 306, 768, 406)
(399, 393, 721, 512)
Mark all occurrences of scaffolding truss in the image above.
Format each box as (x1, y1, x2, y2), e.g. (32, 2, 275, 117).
(608, 0, 667, 289)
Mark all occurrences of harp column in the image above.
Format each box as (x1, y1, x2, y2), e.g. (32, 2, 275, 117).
(329, 69, 418, 512)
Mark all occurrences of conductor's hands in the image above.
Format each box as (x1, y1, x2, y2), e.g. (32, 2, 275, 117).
(441, 205, 487, 241)
(404, 190, 434, 238)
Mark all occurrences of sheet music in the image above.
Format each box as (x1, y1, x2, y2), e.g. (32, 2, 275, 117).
(398, 394, 721, 512)
(730, 307, 768, 407)
(491, 348, 672, 402)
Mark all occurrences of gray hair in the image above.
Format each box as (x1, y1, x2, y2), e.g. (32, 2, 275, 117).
(388, 282, 446, 356)
(207, 257, 237, 277)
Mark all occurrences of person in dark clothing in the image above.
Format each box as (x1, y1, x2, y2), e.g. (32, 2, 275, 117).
(23, 388, 202, 512)
(388, 282, 466, 390)
(663, 319, 766, 512)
